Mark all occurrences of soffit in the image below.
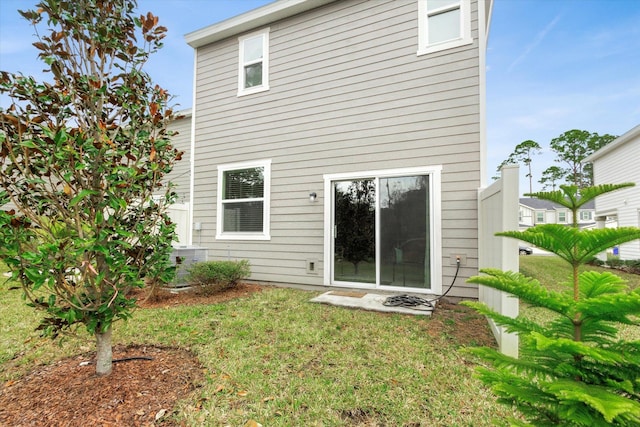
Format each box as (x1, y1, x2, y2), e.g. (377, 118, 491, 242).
(185, 0, 337, 48)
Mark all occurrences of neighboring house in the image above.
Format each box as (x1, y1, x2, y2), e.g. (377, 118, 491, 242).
(585, 124, 640, 260)
(183, 0, 493, 298)
(519, 198, 595, 230)
(165, 109, 193, 246)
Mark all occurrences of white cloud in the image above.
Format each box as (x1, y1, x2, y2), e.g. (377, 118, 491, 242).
(508, 14, 562, 73)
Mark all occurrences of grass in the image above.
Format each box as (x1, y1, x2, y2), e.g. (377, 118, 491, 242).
(519, 255, 640, 292)
(519, 255, 640, 340)
(0, 262, 515, 426)
(2, 256, 638, 425)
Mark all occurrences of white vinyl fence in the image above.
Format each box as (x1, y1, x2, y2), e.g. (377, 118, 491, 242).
(477, 165, 519, 357)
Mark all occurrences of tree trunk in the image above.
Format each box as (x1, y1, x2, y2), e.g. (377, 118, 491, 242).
(95, 326, 113, 376)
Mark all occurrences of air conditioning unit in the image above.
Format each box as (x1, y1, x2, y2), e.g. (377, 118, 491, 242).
(170, 245, 208, 286)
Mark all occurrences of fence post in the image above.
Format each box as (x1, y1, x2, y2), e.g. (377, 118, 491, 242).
(478, 165, 519, 357)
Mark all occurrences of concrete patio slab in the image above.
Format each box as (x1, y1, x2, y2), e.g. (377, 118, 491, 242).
(310, 291, 434, 316)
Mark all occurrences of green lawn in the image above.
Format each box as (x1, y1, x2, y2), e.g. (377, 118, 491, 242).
(1, 256, 638, 425)
(519, 255, 640, 293)
(0, 262, 516, 426)
(519, 255, 640, 340)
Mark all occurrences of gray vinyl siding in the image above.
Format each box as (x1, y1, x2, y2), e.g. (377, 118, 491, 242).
(166, 114, 192, 204)
(192, 0, 483, 297)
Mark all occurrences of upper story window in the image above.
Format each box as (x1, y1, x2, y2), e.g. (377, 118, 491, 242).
(216, 159, 271, 240)
(417, 0, 472, 56)
(238, 28, 270, 96)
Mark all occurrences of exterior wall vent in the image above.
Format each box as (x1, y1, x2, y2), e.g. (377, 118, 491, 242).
(306, 259, 319, 275)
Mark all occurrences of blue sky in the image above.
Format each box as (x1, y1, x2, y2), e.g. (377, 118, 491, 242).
(1, 0, 639, 194)
(488, 0, 640, 193)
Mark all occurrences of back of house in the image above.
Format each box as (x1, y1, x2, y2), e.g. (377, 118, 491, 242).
(184, 0, 493, 298)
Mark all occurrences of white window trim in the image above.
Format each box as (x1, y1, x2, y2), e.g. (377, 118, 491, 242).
(323, 165, 443, 295)
(417, 0, 472, 56)
(558, 211, 567, 223)
(580, 210, 593, 221)
(216, 159, 271, 240)
(237, 28, 270, 97)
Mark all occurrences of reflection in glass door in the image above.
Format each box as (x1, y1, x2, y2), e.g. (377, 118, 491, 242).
(331, 173, 431, 290)
(333, 179, 376, 284)
(379, 176, 430, 288)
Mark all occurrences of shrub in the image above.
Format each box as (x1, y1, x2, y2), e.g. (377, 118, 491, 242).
(463, 184, 640, 426)
(588, 257, 640, 275)
(625, 259, 640, 274)
(587, 257, 605, 267)
(608, 256, 625, 268)
(186, 260, 251, 295)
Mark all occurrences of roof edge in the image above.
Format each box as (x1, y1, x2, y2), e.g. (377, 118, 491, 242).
(585, 124, 640, 162)
(174, 108, 192, 118)
(185, 0, 337, 48)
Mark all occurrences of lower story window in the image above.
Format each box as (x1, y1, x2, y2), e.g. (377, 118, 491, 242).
(580, 211, 593, 221)
(216, 159, 271, 240)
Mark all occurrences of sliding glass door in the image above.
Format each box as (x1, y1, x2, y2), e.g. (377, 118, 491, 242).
(331, 171, 433, 290)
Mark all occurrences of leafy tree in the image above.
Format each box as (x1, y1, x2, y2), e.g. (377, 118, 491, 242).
(538, 165, 565, 191)
(463, 183, 640, 426)
(497, 140, 542, 194)
(550, 130, 616, 188)
(0, 0, 181, 376)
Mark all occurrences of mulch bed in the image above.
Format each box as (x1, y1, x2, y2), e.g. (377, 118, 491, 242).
(136, 282, 264, 309)
(0, 345, 203, 427)
(0, 283, 264, 427)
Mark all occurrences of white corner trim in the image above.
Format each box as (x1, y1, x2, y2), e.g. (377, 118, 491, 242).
(188, 49, 197, 246)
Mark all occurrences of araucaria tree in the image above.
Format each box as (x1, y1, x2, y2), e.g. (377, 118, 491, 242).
(0, 1, 181, 375)
(463, 184, 640, 426)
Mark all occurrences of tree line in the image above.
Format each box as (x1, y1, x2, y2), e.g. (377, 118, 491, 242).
(496, 130, 617, 193)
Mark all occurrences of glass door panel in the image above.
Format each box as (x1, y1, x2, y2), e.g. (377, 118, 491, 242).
(379, 175, 430, 288)
(333, 179, 376, 284)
